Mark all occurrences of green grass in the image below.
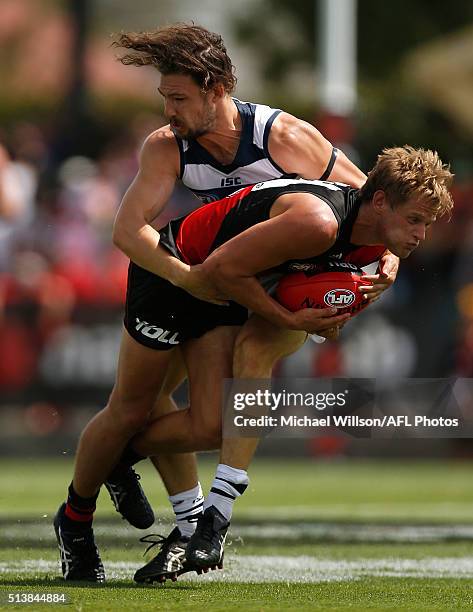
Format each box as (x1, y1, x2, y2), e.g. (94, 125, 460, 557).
(1, 458, 473, 610)
(1, 580, 473, 611)
(1, 457, 472, 521)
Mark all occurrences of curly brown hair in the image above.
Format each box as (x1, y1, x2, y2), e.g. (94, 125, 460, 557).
(359, 145, 454, 218)
(114, 23, 237, 93)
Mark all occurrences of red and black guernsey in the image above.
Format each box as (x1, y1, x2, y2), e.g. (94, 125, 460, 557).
(158, 178, 385, 271)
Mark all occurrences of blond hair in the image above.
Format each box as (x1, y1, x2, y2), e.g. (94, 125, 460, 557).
(359, 146, 454, 218)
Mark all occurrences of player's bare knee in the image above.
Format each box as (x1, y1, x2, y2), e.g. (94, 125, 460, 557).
(110, 406, 152, 433)
(234, 330, 306, 377)
(118, 408, 153, 433)
(277, 331, 307, 359)
(106, 393, 154, 433)
(234, 334, 277, 374)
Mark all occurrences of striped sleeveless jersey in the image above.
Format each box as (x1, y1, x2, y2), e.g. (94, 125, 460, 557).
(174, 98, 296, 203)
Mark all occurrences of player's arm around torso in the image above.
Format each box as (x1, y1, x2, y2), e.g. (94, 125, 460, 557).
(113, 128, 226, 304)
(112, 128, 187, 282)
(202, 193, 350, 334)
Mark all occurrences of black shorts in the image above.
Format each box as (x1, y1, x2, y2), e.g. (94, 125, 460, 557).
(124, 263, 248, 350)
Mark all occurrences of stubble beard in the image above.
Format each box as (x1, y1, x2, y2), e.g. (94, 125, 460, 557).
(186, 105, 217, 139)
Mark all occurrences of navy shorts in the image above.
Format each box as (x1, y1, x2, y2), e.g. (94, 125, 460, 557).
(124, 263, 248, 350)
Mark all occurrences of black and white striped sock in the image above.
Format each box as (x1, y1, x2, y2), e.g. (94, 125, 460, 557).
(169, 483, 204, 538)
(204, 464, 249, 521)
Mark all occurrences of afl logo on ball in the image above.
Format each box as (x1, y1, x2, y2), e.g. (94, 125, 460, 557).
(324, 289, 356, 308)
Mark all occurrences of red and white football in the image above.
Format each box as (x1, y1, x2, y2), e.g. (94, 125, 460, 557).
(276, 270, 373, 316)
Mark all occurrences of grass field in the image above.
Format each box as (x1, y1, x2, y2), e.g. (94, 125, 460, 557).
(1, 457, 473, 610)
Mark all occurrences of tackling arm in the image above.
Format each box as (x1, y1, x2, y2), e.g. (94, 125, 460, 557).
(113, 129, 226, 304)
(268, 113, 367, 187)
(112, 129, 187, 283)
(202, 195, 350, 334)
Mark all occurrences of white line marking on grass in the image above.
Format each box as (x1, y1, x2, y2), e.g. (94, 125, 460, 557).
(4, 502, 473, 523)
(4, 522, 473, 543)
(233, 523, 473, 542)
(3, 556, 473, 583)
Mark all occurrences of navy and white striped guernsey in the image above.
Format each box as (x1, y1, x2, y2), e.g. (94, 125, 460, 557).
(174, 98, 297, 204)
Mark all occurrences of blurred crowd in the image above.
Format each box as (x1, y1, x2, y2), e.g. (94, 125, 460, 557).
(1, 116, 473, 395)
(0, 115, 197, 391)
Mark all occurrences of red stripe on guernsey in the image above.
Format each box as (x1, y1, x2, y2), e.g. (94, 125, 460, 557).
(344, 245, 386, 267)
(65, 503, 95, 522)
(176, 185, 255, 264)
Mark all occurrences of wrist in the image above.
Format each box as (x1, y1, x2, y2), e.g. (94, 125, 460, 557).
(273, 309, 296, 330)
(168, 261, 191, 288)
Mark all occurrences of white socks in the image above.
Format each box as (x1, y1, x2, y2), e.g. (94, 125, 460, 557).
(170, 466, 250, 533)
(169, 482, 204, 539)
(204, 464, 249, 521)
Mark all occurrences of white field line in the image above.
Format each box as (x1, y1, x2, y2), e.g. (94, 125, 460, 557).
(3, 522, 473, 543)
(2, 556, 473, 583)
(3, 502, 473, 522)
(129, 501, 473, 521)
(230, 523, 473, 542)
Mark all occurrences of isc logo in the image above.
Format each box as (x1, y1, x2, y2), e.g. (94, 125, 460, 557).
(135, 318, 179, 344)
(220, 177, 242, 187)
(323, 289, 356, 308)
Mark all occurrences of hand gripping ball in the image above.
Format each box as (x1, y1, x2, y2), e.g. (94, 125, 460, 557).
(276, 269, 373, 316)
